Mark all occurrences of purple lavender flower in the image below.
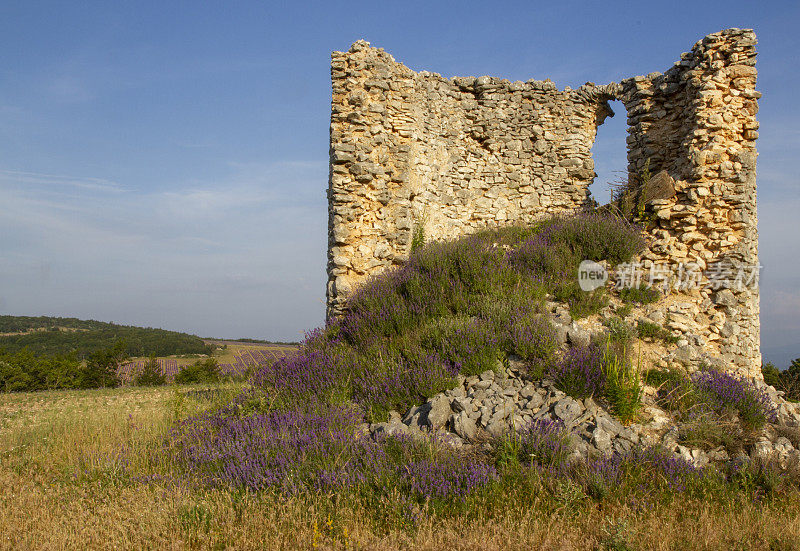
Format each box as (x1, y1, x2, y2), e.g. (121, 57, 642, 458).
(517, 418, 572, 467)
(691, 367, 778, 428)
(578, 446, 701, 498)
(549, 344, 607, 399)
(400, 455, 497, 500)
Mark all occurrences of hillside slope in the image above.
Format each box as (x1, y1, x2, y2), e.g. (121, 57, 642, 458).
(0, 315, 211, 358)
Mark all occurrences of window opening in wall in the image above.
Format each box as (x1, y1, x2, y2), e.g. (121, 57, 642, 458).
(589, 99, 628, 206)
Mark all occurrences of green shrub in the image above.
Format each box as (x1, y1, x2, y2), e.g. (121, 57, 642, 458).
(175, 358, 221, 384)
(644, 367, 699, 412)
(407, 317, 503, 378)
(643, 366, 684, 388)
(506, 308, 559, 365)
(135, 355, 167, 386)
(678, 413, 742, 453)
(603, 317, 635, 347)
(616, 304, 633, 318)
(0, 358, 34, 392)
(604, 349, 642, 423)
(0, 348, 88, 391)
(619, 284, 660, 305)
(410, 210, 428, 253)
(76, 340, 126, 389)
(761, 362, 780, 388)
(637, 320, 678, 344)
(558, 284, 608, 319)
(762, 359, 800, 401)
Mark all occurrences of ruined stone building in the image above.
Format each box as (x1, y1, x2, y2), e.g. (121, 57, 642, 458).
(326, 29, 761, 377)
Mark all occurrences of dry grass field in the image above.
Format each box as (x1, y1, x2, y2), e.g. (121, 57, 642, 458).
(1, 385, 800, 550)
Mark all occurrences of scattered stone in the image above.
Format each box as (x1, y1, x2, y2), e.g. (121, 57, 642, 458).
(553, 397, 584, 423)
(567, 327, 591, 348)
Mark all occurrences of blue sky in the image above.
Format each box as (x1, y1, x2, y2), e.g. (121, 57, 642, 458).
(1, 1, 798, 364)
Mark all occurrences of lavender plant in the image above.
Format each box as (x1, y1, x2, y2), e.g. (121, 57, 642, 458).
(506, 308, 559, 366)
(352, 349, 459, 421)
(399, 454, 497, 501)
(515, 418, 572, 468)
(411, 317, 503, 378)
(169, 400, 363, 493)
(549, 342, 641, 422)
(549, 344, 607, 399)
(574, 446, 702, 499)
(690, 367, 778, 429)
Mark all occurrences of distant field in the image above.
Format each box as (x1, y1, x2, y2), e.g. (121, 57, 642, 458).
(0, 315, 298, 385)
(117, 340, 297, 382)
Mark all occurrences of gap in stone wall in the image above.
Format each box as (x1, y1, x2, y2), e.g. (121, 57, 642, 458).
(588, 99, 628, 205)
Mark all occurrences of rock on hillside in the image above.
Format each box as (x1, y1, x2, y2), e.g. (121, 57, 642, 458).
(366, 362, 800, 469)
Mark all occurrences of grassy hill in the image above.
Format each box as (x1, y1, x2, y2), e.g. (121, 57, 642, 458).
(0, 315, 212, 358)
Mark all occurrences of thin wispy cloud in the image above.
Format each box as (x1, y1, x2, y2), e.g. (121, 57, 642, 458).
(0, 169, 126, 192)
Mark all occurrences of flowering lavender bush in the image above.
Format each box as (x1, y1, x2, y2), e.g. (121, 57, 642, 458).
(338, 267, 418, 347)
(515, 418, 572, 468)
(725, 455, 791, 500)
(575, 446, 702, 499)
(170, 401, 496, 501)
(621, 446, 702, 493)
(548, 213, 645, 265)
(549, 344, 607, 399)
(169, 400, 362, 493)
(509, 224, 577, 281)
(251, 349, 349, 404)
(548, 343, 641, 421)
(691, 367, 778, 428)
(412, 317, 503, 378)
(352, 349, 459, 420)
(509, 214, 643, 275)
(507, 308, 559, 365)
(399, 454, 497, 500)
(509, 214, 643, 319)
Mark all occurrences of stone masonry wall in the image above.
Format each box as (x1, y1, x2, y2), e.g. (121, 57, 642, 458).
(620, 28, 760, 376)
(327, 41, 617, 314)
(326, 29, 760, 377)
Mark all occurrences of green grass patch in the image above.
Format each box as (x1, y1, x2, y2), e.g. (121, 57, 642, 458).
(619, 284, 661, 305)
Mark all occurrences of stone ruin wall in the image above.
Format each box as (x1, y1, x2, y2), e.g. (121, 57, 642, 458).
(327, 29, 761, 378)
(326, 41, 617, 309)
(619, 29, 760, 377)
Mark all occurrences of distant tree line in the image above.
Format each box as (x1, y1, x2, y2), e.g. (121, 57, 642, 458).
(0, 316, 212, 358)
(0, 343, 229, 392)
(762, 359, 800, 401)
(0, 340, 127, 392)
(0, 315, 120, 333)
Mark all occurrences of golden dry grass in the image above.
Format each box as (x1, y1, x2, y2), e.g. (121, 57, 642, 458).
(1, 386, 800, 550)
